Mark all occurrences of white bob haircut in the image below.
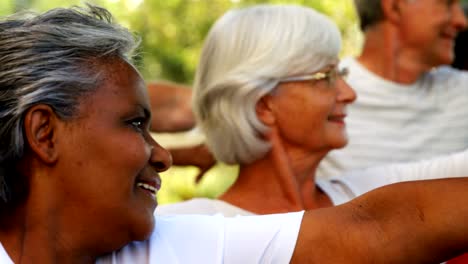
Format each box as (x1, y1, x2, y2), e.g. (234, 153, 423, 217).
(193, 4, 341, 165)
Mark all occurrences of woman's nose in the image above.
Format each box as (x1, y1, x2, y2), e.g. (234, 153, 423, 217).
(149, 138, 172, 173)
(337, 78, 357, 104)
(452, 3, 467, 31)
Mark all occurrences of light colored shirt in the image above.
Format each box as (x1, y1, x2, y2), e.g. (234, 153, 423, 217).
(97, 212, 303, 263)
(318, 58, 468, 178)
(0, 242, 13, 264)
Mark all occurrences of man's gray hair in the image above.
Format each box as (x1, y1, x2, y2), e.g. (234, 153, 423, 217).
(193, 4, 341, 165)
(0, 5, 138, 204)
(353, 0, 384, 31)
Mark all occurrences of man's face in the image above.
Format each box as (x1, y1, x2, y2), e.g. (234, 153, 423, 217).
(398, 0, 467, 67)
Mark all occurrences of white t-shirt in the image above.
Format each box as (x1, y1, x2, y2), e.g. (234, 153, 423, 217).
(319, 147, 468, 205)
(97, 212, 303, 263)
(0, 212, 303, 263)
(0, 242, 13, 264)
(318, 58, 468, 178)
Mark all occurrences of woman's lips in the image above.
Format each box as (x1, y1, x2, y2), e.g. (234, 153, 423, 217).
(328, 114, 346, 124)
(137, 182, 158, 195)
(136, 175, 161, 196)
(441, 29, 457, 40)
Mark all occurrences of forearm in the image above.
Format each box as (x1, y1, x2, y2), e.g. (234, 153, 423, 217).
(147, 82, 195, 132)
(351, 178, 468, 263)
(169, 144, 215, 168)
(293, 178, 468, 263)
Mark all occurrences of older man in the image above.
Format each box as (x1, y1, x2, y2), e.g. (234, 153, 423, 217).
(318, 0, 468, 178)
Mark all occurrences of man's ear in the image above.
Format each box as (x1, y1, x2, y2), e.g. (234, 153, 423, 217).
(255, 94, 276, 127)
(381, 0, 405, 25)
(23, 105, 59, 164)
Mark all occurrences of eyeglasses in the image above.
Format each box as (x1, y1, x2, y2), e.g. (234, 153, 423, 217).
(279, 67, 349, 87)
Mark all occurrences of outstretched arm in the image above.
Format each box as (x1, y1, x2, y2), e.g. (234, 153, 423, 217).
(293, 178, 468, 263)
(147, 82, 195, 133)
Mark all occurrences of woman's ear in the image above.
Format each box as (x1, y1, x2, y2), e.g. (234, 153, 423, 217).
(381, 0, 404, 25)
(255, 94, 276, 126)
(23, 105, 59, 164)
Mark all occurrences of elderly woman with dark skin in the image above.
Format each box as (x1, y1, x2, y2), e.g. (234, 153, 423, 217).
(1, 4, 468, 264)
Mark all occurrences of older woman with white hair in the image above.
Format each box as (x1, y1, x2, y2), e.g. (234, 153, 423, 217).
(157, 4, 468, 216)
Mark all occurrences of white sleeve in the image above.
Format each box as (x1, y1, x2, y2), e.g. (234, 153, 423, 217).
(0, 242, 14, 264)
(222, 212, 303, 264)
(337, 149, 468, 196)
(149, 212, 303, 264)
(98, 212, 303, 264)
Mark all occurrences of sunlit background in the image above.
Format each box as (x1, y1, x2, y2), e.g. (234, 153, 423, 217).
(0, 0, 363, 83)
(3, 0, 465, 204)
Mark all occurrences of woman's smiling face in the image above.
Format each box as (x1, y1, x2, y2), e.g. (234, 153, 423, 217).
(53, 58, 172, 249)
(268, 63, 356, 154)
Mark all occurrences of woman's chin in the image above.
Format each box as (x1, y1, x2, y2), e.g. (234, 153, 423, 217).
(129, 213, 156, 242)
(337, 141, 348, 149)
(328, 136, 348, 150)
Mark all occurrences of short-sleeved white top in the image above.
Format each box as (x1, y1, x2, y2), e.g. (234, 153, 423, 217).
(97, 212, 303, 263)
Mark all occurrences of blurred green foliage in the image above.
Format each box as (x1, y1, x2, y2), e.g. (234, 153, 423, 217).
(2, 0, 468, 83)
(1, 0, 362, 84)
(130, 0, 362, 84)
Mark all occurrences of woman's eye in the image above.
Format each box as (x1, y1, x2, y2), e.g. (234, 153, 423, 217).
(326, 68, 348, 87)
(129, 118, 146, 131)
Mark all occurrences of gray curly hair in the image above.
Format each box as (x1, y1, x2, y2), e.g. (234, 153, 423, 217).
(0, 5, 138, 204)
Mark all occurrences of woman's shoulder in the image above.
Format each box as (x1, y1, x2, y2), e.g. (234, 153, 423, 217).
(155, 198, 254, 216)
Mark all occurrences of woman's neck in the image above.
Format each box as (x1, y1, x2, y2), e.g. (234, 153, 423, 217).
(0, 227, 95, 264)
(0, 191, 98, 264)
(220, 136, 333, 214)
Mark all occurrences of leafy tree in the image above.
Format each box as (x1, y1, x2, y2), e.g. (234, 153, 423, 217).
(126, 0, 360, 84)
(2, 0, 359, 84)
(0, 0, 14, 16)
